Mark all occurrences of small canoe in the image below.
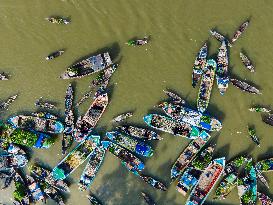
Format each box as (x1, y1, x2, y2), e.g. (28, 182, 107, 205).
(160, 102, 222, 131)
(171, 131, 210, 181)
(216, 41, 229, 95)
(45, 17, 70, 24)
(139, 174, 167, 191)
(143, 114, 196, 139)
(255, 168, 269, 188)
(248, 127, 260, 147)
(209, 30, 232, 47)
(0, 94, 18, 111)
(112, 112, 133, 123)
(185, 157, 225, 205)
(141, 192, 156, 205)
(0, 72, 9, 80)
(249, 106, 270, 113)
(176, 145, 215, 196)
(90, 64, 118, 88)
(231, 20, 249, 44)
(46, 50, 64, 60)
(197, 59, 217, 113)
(106, 131, 153, 157)
(61, 52, 112, 79)
(73, 93, 108, 142)
(78, 146, 105, 191)
(230, 78, 261, 94)
(256, 158, 273, 172)
(52, 136, 97, 180)
(192, 43, 208, 88)
(26, 175, 45, 202)
(76, 90, 93, 107)
(117, 125, 162, 140)
(35, 97, 56, 109)
(240, 52, 255, 72)
(126, 37, 149, 46)
(7, 115, 64, 134)
(101, 140, 144, 174)
(163, 90, 185, 104)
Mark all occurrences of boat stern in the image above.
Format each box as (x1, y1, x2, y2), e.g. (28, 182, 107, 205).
(7, 116, 19, 128)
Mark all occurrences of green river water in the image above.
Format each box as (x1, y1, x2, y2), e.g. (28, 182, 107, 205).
(1, 0, 273, 204)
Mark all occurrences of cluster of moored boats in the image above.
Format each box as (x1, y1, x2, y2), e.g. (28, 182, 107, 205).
(1, 14, 273, 205)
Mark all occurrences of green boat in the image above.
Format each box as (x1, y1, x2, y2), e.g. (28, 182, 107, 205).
(52, 135, 97, 180)
(176, 145, 215, 196)
(143, 114, 197, 139)
(237, 160, 257, 205)
(171, 131, 211, 181)
(248, 127, 260, 147)
(106, 131, 153, 157)
(214, 156, 249, 200)
(256, 158, 273, 172)
(197, 59, 217, 113)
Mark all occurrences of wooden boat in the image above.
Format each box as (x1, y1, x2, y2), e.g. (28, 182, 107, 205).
(106, 131, 153, 157)
(86, 194, 102, 205)
(0, 168, 15, 189)
(76, 90, 93, 107)
(26, 175, 45, 202)
(216, 41, 229, 95)
(45, 17, 70, 24)
(62, 83, 74, 155)
(0, 72, 9, 80)
(117, 125, 162, 140)
(185, 157, 225, 205)
(163, 89, 185, 104)
(0, 94, 18, 111)
(0, 154, 28, 170)
(46, 50, 64, 60)
(209, 30, 232, 47)
(141, 192, 156, 205)
(7, 114, 64, 134)
(73, 94, 108, 142)
(171, 131, 210, 181)
(29, 164, 69, 192)
(143, 114, 196, 139)
(35, 97, 56, 109)
(231, 20, 249, 44)
(52, 136, 97, 180)
(256, 158, 273, 172)
(78, 146, 105, 191)
(93, 81, 108, 99)
(192, 43, 208, 88)
(90, 64, 118, 88)
(255, 168, 269, 188)
(139, 174, 167, 191)
(248, 127, 260, 147)
(249, 106, 270, 113)
(230, 78, 261, 94)
(257, 192, 273, 205)
(126, 37, 149, 46)
(176, 145, 215, 196)
(214, 156, 249, 200)
(61, 52, 112, 79)
(112, 112, 133, 123)
(160, 102, 222, 131)
(240, 52, 255, 72)
(197, 59, 216, 113)
(101, 140, 145, 174)
(262, 114, 273, 127)
(237, 161, 257, 205)
(13, 171, 30, 205)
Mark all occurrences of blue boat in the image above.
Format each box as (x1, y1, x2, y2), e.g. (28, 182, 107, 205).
(106, 131, 153, 157)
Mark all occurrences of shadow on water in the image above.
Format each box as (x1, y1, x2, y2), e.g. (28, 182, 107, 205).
(257, 146, 273, 161)
(155, 159, 174, 185)
(206, 103, 225, 121)
(235, 144, 256, 159)
(95, 163, 145, 205)
(213, 143, 230, 159)
(69, 42, 121, 66)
